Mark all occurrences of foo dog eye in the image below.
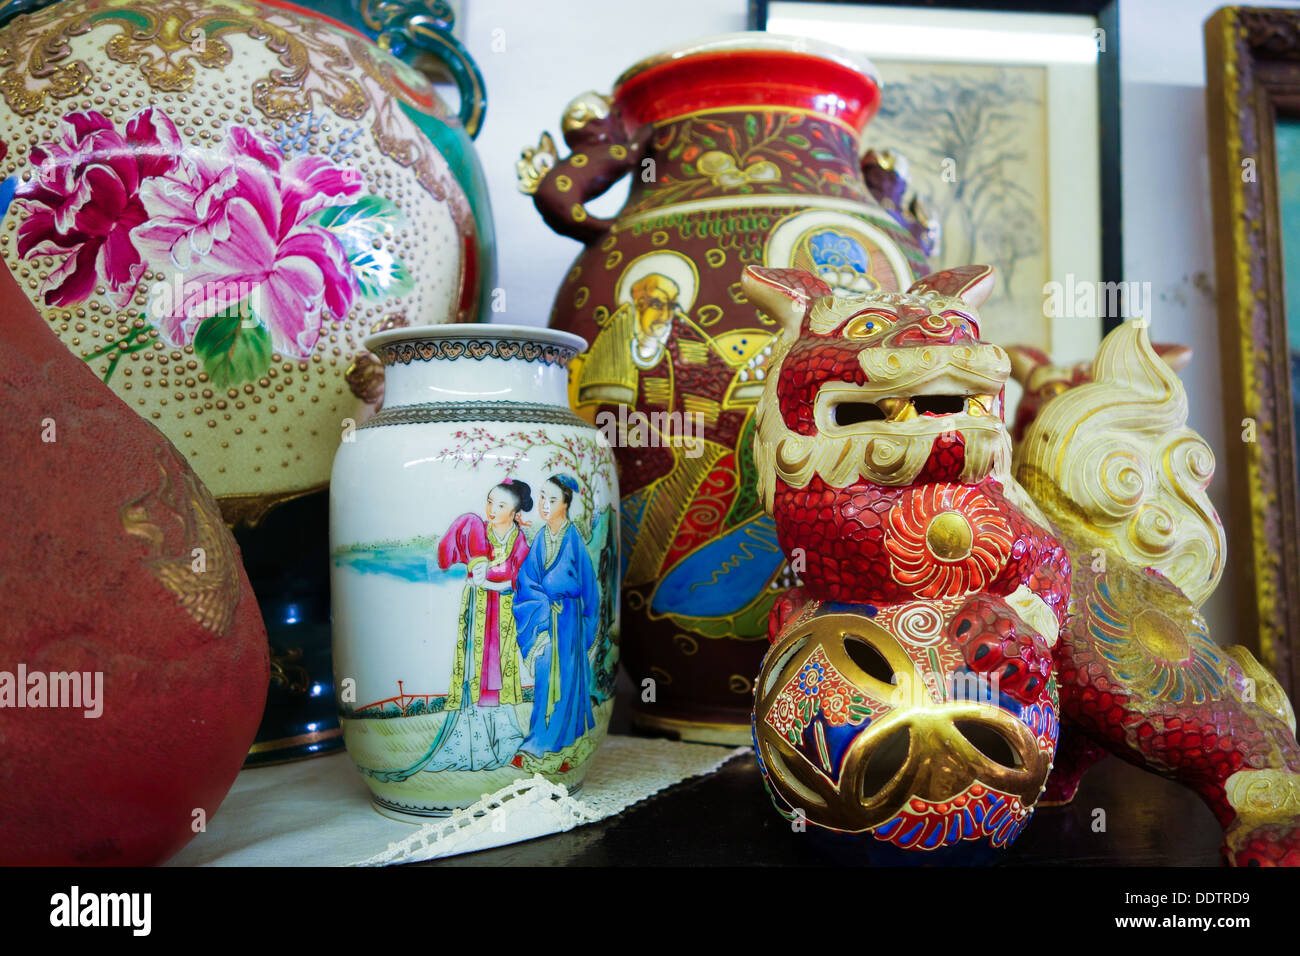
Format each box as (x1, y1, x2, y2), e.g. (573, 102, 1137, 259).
(937, 310, 977, 336)
(842, 310, 896, 338)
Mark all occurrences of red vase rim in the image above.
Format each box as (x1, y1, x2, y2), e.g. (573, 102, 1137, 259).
(613, 33, 882, 134)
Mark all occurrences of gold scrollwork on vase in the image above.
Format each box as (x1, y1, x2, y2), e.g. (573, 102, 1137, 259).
(270, 647, 311, 695)
(649, 666, 673, 686)
(121, 448, 241, 636)
(696, 304, 724, 327)
(0, 1, 462, 206)
(673, 633, 700, 656)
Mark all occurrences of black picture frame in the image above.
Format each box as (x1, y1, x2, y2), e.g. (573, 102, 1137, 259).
(750, 0, 1124, 333)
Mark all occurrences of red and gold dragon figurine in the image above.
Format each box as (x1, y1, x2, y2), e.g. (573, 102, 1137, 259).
(743, 263, 1300, 865)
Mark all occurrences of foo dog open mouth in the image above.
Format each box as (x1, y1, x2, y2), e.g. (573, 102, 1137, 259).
(743, 266, 1014, 504)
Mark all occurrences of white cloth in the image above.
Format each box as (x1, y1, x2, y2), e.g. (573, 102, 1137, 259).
(167, 736, 749, 866)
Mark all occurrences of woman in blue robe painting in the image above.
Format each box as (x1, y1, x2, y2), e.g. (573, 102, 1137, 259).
(510, 474, 600, 772)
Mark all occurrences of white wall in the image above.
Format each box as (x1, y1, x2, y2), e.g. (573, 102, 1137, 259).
(456, 0, 748, 328)
(449, 0, 1298, 643)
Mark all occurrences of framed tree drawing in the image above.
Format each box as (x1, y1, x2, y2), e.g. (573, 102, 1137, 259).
(1206, 5, 1300, 706)
(752, 0, 1122, 364)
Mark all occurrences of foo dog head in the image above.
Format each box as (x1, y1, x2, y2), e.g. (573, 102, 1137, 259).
(742, 265, 1066, 862)
(740, 265, 1057, 607)
(742, 265, 1012, 503)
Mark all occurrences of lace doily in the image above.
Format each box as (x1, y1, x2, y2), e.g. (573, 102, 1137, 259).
(167, 736, 749, 866)
(358, 737, 748, 865)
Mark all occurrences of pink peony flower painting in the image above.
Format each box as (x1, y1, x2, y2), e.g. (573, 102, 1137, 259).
(12, 106, 410, 380)
(133, 125, 363, 359)
(14, 107, 181, 309)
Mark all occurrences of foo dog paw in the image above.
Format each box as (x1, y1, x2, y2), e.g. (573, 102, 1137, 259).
(1223, 818, 1300, 867)
(767, 586, 814, 643)
(948, 594, 1054, 705)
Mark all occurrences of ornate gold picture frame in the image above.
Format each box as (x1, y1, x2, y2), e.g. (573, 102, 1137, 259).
(1206, 5, 1300, 705)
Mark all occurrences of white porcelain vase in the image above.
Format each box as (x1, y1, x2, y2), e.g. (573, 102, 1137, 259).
(330, 324, 620, 820)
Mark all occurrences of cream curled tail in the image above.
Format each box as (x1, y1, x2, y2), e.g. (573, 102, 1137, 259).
(1013, 318, 1224, 607)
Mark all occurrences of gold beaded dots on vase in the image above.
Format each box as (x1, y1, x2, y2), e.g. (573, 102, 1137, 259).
(0, 10, 460, 501)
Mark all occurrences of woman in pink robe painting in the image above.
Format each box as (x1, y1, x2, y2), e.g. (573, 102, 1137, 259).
(423, 479, 533, 772)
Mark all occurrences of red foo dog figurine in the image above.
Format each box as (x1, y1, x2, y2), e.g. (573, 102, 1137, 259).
(743, 263, 1300, 865)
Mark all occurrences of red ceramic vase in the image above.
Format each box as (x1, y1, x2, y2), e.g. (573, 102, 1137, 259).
(0, 262, 269, 865)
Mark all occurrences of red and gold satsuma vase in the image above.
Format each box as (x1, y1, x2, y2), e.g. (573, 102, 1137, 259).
(521, 34, 934, 742)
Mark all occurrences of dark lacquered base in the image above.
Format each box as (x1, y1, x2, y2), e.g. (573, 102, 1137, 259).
(233, 489, 342, 767)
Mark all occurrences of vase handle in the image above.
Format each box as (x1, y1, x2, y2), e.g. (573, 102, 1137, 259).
(861, 149, 941, 259)
(517, 91, 650, 244)
(363, 0, 487, 138)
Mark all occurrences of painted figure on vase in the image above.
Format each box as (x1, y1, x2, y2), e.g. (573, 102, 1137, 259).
(426, 479, 534, 771)
(630, 273, 678, 371)
(575, 251, 771, 632)
(522, 37, 938, 741)
(332, 366, 622, 815)
(512, 475, 601, 771)
(577, 259, 717, 414)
